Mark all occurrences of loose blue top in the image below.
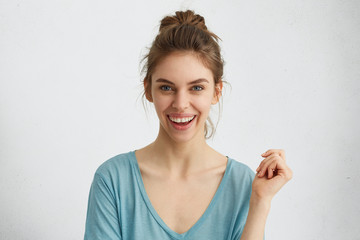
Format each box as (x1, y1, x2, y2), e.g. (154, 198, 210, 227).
(84, 151, 256, 240)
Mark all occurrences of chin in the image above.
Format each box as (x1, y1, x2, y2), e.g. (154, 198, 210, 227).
(169, 133, 197, 144)
(160, 117, 205, 144)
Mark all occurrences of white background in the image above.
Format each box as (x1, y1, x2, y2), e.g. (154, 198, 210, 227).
(1, 0, 359, 239)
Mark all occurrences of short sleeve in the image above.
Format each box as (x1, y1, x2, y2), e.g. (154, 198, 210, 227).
(84, 173, 122, 240)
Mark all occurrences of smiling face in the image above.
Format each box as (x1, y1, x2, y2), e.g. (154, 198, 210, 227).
(145, 51, 222, 143)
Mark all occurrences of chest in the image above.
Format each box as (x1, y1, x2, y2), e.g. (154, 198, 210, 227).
(140, 170, 225, 234)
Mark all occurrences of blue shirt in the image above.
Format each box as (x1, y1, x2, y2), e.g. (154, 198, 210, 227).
(84, 151, 256, 240)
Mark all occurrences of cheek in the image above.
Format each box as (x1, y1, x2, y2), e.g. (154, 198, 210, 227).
(192, 96, 213, 114)
(153, 96, 171, 115)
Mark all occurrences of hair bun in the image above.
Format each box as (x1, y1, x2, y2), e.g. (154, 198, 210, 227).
(159, 10, 207, 32)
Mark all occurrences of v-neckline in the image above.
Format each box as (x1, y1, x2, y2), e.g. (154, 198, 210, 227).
(130, 150, 232, 239)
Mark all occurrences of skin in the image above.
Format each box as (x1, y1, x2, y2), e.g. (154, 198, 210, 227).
(145, 51, 221, 145)
(136, 51, 293, 238)
(241, 149, 293, 240)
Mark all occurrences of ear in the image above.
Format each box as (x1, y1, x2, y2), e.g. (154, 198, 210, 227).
(211, 80, 223, 105)
(144, 78, 153, 102)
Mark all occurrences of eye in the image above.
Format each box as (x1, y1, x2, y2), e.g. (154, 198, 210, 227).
(192, 85, 204, 91)
(160, 85, 173, 91)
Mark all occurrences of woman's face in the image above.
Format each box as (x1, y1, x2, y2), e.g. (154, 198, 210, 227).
(146, 51, 221, 143)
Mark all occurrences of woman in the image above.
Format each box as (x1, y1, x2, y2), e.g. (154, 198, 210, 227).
(84, 10, 292, 240)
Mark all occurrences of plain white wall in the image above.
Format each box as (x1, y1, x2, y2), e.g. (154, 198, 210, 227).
(1, 0, 359, 239)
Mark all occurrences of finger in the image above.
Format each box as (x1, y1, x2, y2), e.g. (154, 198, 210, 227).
(257, 154, 279, 173)
(261, 149, 285, 157)
(259, 154, 285, 178)
(277, 149, 286, 161)
(259, 157, 278, 178)
(261, 149, 286, 161)
(261, 149, 276, 157)
(256, 152, 280, 172)
(276, 164, 293, 181)
(270, 166, 293, 189)
(268, 159, 292, 182)
(256, 161, 264, 172)
(267, 161, 278, 179)
(256, 158, 271, 173)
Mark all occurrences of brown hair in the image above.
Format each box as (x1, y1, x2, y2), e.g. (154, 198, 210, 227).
(141, 10, 225, 139)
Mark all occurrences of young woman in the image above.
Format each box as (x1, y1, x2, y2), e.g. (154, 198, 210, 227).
(84, 10, 292, 240)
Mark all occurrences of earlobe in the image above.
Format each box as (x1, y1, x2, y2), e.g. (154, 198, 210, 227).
(144, 79, 153, 102)
(211, 81, 223, 104)
(145, 91, 153, 102)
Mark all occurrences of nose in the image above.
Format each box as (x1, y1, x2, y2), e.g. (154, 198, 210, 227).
(171, 90, 189, 111)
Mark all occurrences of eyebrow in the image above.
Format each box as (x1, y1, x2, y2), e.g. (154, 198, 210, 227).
(155, 78, 209, 85)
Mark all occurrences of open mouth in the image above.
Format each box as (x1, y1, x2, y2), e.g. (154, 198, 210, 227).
(167, 115, 196, 130)
(168, 115, 195, 125)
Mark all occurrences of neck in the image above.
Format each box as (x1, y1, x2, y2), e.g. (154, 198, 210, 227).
(148, 125, 213, 175)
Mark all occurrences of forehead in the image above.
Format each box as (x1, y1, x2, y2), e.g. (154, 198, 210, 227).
(152, 52, 214, 84)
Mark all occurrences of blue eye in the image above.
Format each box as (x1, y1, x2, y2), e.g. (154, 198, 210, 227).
(192, 86, 203, 91)
(160, 85, 172, 91)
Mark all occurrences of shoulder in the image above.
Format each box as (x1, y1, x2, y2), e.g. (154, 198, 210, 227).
(221, 158, 255, 210)
(94, 151, 135, 180)
(229, 158, 255, 175)
(226, 157, 255, 185)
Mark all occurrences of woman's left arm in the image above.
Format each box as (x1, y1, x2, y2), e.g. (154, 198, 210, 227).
(240, 149, 293, 240)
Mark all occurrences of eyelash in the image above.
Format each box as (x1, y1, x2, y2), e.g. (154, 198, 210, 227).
(192, 85, 204, 91)
(159, 85, 204, 92)
(160, 85, 172, 91)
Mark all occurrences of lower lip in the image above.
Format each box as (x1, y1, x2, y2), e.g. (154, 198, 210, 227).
(167, 116, 196, 131)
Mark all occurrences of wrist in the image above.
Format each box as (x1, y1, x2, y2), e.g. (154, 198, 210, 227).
(249, 194, 272, 212)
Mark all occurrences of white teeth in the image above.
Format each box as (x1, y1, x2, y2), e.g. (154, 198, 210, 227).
(169, 116, 195, 123)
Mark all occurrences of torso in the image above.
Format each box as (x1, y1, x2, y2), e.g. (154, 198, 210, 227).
(135, 149, 228, 234)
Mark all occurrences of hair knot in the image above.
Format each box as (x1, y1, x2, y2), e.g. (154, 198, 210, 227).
(159, 10, 207, 32)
